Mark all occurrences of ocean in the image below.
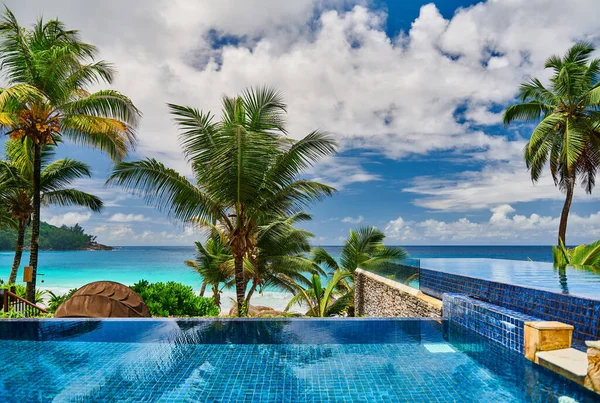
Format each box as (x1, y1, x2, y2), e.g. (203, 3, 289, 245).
(0, 245, 556, 312)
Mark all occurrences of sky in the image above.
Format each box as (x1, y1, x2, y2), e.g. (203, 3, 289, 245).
(2, 0, 600, 246)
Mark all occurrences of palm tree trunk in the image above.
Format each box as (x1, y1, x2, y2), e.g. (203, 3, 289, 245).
(199, 281, 207, 297)
(245, 281, 258, 308)
(558, 172, 575, 246)
(26, 143, 41, 303)
(212, 284, 220, 308)
(234, 255, 247, 316)
(8, 219, 25, 284)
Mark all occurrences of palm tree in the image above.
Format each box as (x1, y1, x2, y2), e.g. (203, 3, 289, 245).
(312, 226, 407, 274)
(0, 9, 140, 301)
(192, 212, 324, 313)
(184, 236, 234, 308)
(503, 42, 600, 246)
(285, 270, 353, 317)
(108, 87, 336, 316)
(0, 139, 102, 284)
(243, 212, 324, 307)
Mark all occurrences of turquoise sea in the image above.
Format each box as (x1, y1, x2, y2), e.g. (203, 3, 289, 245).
(0, 245, 557, 311)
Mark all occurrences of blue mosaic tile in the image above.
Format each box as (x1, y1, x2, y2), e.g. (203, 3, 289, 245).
(442, 293, 540, 354)
(0, 318, 597, 402)
(421, 268, 600, 346)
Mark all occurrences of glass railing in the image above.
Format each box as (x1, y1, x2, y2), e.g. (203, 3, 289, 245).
(365, 259, 420, 290)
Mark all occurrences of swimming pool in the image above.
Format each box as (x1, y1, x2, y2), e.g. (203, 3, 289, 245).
(0, 319, 596, 402)
(421, 258, 600, 299)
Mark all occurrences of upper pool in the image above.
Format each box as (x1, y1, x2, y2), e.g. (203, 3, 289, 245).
(421, 258, 600, 300)
(0, 318, 597, 402)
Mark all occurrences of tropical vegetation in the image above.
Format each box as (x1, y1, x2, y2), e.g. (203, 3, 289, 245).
(130, 280, 220, 317)
(0, 8, 140, 301)
(504, 42, 600, 246)
(0, 140, 102, 283)
(312, 226, 407, 274)
(285, 270, 354, 317)
(0, 283, 48, 305)
(553, 240, 600, 269)
(0, 222, 98, 252)
(185, 236, 233, 308)
(109, 87, 336, 316)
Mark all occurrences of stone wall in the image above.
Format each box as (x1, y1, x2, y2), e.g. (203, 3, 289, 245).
(355, 268, 441, 318)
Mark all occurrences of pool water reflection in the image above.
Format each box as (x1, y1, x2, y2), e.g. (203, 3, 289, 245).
(0, 318, 596, 402)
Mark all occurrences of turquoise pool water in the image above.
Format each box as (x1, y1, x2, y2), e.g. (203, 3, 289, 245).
(0, 319, 596, 402)
(421, 258, 600, 299)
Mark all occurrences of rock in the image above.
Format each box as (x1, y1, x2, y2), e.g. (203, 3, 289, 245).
(228, 304, 286, 317)
(585, 341, 600, 393)
(84, 242, 113, 251)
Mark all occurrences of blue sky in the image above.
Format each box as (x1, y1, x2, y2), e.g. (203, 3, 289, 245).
(3, 0, 600, 246)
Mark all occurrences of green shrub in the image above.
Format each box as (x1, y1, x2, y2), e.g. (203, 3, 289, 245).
(47, 288, 78, 313)
(131, 280, 219, 317)
(0, 310, 53, 319)
(0, 309, 25, 319)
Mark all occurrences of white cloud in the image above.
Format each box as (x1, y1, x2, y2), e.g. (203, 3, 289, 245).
(464, 104, 503, 126)
(404, 160, 600, 211)
(71, 178, 131, 208)
(384, 205, 600, 244)
(309, 156, 381, 189)
(91, 223, 201, 245)
(341, 215, 364, 224)
(5, 0, 598, 166)
(3, 0, 600, 219)
(45, 212, 92, 227)
(108, 213, 149, 223)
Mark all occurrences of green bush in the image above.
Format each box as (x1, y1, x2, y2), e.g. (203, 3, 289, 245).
(131, 280, 219, 317)
(0, 309, 25, 319)
(0, 310, 53, 319)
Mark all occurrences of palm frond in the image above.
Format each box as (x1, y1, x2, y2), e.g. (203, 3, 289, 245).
(107, 159, 224, 223)
(40, 158, 92, 192)
(311, 247, 339, 272)
(41, 189, 103, 212)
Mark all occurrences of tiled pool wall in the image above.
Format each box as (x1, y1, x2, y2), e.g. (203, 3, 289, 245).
(0, 318, 448, 344)
(421, 268, 600, 345)
(443, 293, 539, 353)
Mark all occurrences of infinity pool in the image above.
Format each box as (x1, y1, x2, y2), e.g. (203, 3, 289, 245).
(421, 258, 600, 299)
(0, 319, 596, 402)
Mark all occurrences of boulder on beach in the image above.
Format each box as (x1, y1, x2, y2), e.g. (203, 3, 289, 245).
(228, 304, 286, 317)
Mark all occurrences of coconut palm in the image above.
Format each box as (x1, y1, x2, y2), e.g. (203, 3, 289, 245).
(312, 226, 407, 274)
(503, 42, 600, 246)
(244, 212, 324, 307)
(192, 212, 324, 313)
(0, 140, 102, 284)
(185, 236, 234, 308)
(108, 87, 336, 316)
(0, 9, 140, 301)
(285, 270, 353, 317)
